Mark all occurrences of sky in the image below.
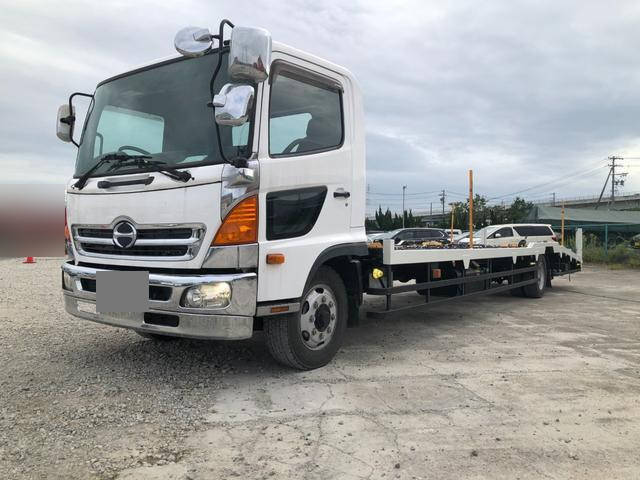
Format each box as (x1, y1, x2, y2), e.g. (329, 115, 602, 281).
(2, 0, 640, 214)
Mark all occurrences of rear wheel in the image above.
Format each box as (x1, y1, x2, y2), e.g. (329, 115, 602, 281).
(523, 257, 547, 298)
(264, 266, 348, 370)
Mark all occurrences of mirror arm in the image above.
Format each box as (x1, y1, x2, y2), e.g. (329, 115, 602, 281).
(208, 19, 249, 170)
(209, 19, 235, 100)
(66, 92, 94, 148)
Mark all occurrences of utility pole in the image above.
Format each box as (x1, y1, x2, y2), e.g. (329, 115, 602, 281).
(552, 192, 556, 206)
(438, 190, 446, 228)
(608, 156, 627, 208)
(597, 156, 628, 210)
(595, 168, 612, 210)
(468, 172, 474, 248)
(610, 156, 618, 206)
(402, 185, 407, 228)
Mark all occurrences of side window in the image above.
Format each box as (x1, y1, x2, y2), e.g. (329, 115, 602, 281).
(492, 227, 513, 238)
(266, 187, 327, 240)
(514, 226, 536, 236)
(533, 226, 553, 236)
(395, 231, 411, 241)
(269, 70, 343, 156)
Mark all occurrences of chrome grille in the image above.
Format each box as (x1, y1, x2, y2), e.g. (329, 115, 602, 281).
(73, 223, 206, 261)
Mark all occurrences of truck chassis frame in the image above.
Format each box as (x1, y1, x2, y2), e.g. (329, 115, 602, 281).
(364, 240, 581, 318)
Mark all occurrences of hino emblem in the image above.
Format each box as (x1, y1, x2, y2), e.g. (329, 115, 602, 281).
(113, 221, 137, 249)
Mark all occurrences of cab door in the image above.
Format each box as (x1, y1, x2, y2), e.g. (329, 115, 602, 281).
(256, 55, 354, 302)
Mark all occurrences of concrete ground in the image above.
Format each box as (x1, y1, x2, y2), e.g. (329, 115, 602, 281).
(1, 259, 639, 479)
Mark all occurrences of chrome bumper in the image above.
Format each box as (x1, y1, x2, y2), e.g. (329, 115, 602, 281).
(61, 262, 256, 340)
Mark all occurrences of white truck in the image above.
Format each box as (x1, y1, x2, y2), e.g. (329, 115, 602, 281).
(57, 20, 581, 370)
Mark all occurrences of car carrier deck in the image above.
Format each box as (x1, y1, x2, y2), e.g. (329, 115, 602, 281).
(365, 239, 582, 318)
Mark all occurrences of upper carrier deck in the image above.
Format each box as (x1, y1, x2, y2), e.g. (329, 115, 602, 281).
(378, 239, 582, 269)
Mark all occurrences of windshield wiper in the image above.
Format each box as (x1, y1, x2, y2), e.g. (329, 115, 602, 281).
(73, 153, 151, 190)
(73, 153, 193, 190)
(107, 158, 193, 183)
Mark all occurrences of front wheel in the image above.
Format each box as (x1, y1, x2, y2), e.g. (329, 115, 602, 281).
(264, 266, 348, 370)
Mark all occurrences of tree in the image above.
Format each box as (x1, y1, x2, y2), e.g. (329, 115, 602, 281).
(369, 195, 534, 233)
(507, 197, 534, 223)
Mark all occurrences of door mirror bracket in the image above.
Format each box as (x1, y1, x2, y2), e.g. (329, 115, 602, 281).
(56, 92, 94, 147)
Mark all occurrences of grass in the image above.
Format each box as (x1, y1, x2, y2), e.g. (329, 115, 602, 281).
(578, 236, 640, 269)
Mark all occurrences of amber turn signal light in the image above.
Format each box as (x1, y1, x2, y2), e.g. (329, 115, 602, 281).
(213, 196, 258, 246)
(64, 207, 70, 241)
(266, 253, 285, 264)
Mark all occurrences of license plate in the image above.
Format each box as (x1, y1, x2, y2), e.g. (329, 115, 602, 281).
(96, 271, 149, 313)
(77, 301, 97, 314)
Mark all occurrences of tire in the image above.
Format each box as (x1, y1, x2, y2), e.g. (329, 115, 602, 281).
(264, 266, 348, 370)
(510, 287, 525, 297)
(523, 257, 547, 298)
(136, 331, 179, 341)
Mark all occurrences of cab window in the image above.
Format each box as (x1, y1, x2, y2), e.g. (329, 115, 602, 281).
(269, 69, 343, 156)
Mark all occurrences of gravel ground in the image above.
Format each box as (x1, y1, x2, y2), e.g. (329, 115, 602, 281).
(1, 258, 639, 479)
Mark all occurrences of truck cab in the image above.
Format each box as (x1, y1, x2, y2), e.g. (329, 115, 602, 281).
(58, 22, 367, 369)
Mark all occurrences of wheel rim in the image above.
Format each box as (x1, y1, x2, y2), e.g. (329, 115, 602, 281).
(299, 283, 338, 351)
(537, 261, 545, 290)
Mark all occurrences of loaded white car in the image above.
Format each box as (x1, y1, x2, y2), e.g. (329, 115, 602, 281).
(457, 224, 557, 247)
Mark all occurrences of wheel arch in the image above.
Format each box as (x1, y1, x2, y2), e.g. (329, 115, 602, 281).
(306, 242, 368, 327)
(543, 246, 555, 286)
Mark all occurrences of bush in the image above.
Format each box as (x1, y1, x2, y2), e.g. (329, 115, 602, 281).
(582, 242, 640, 268)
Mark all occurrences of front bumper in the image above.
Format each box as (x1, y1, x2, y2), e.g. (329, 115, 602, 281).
(61, 262, 256, 340)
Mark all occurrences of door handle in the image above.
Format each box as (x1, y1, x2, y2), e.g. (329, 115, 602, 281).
(333, 190, 350, 199)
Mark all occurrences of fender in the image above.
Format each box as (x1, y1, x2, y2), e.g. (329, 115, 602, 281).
(306, 242, 368, 284)
(255, 242, 368, 318)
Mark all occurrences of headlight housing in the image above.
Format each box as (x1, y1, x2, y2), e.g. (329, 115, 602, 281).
(182, 282, 231, 309)
(62, 271, 74, 291)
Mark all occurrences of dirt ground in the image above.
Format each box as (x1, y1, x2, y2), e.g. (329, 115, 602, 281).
(1, 258, 639, 479)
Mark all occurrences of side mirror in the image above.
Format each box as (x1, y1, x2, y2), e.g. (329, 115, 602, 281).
(213, 84, 254, 126)
(56, 104, 75, 142)
(229, 26, 272, 82)
(174, 26, 213, 57)
(494, 233, 502, 238)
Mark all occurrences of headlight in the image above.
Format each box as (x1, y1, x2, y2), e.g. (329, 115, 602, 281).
(183, 282, 231, 309)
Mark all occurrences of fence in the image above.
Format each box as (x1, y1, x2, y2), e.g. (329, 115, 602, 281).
(556, 223, 640, 267)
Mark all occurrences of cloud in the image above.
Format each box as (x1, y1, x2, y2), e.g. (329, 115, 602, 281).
(1, 0, 639, 213)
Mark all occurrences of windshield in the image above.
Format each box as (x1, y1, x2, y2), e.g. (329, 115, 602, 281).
(75, 51, 252, 178)
(474, 226, 498, 239)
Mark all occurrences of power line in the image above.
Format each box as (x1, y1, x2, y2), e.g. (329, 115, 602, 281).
(486, 164, 606, 201)
(445, 190, 468, 197)
(485, 158, 606, 201)
(489, 169, 606, 203)
(367, 190, 441, 196)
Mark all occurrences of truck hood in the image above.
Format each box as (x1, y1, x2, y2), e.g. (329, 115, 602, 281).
(66, 164, 224, 269)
